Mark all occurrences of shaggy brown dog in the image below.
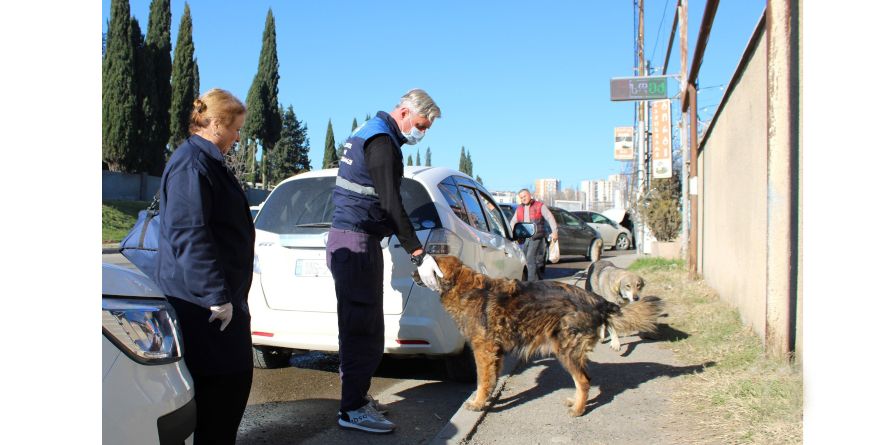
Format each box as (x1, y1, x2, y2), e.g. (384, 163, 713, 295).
(416, 255, 665, 417)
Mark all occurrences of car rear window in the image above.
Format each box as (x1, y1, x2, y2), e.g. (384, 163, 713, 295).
(255, 176, 441, 234)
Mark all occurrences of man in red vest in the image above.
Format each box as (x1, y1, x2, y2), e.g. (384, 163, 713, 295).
(509, 189, 558, 281)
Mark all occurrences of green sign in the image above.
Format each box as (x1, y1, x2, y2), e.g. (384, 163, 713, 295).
(610, 76, 668, 101)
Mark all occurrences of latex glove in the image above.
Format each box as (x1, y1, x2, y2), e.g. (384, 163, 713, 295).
(416, 255, 444, 292)
(208, 303, 234, 331)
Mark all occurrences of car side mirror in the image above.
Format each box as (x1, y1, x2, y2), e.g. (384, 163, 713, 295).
(512, 222, 536, 240)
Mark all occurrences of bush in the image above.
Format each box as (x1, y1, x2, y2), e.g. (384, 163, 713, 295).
(638, 176, 682, 242)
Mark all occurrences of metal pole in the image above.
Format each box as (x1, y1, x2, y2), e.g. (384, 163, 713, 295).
(680, 0, 690, 261)
(636, 0, 646, 255)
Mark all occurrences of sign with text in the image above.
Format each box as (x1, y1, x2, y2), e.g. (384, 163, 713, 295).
(613, 127, 634, 161)
(610, 76, 668, 101)
(651, 100, 673, 179)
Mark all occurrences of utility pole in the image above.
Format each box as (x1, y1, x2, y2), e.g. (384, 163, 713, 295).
(680, 0, 689, 260)
(636, 0, 646, 255)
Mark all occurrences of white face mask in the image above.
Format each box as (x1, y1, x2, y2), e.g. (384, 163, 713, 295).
(402, 115, 425, 145)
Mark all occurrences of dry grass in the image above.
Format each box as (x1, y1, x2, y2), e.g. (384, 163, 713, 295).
(630, 258, 803, 444)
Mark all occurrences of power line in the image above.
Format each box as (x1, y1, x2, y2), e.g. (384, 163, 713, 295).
(650, 0, 671, 67)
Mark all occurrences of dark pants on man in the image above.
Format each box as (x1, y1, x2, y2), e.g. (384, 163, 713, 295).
(522, 237, 547, 282)
(326, 228, 385, 413)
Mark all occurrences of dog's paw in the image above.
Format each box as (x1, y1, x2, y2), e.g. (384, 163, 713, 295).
(568, 406, 585, 417)
(565, 397, 574, 407)
(464, 400, 485, 411)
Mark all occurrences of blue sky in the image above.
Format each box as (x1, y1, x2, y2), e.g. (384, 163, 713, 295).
(102, 0, 765, 192)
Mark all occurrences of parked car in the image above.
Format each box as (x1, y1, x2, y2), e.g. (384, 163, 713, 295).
(250, 203, 263, 220)
(545, 206, 603, 262)
(248, 167, 530, 380)
(572, 210, 633, 250)
(102, 263, 195, 444)
(498, 203, 517, 222)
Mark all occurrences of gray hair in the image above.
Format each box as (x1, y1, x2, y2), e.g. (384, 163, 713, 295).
(396, 88, 441, 122)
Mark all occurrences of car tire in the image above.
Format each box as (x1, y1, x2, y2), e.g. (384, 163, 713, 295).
(587, 239, 603, 262)
(616, 233, 630, 250)
(252, 346, 292, 369)
(444, 344, 477, 383)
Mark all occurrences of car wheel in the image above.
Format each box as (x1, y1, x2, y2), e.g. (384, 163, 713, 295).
(616, 233, 630, 250)
(587, 239, 603, 262)
(253, 346, 292, 369)
(444, 344, 477, 383)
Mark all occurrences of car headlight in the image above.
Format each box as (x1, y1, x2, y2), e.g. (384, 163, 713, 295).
(102, 297, 183, 365)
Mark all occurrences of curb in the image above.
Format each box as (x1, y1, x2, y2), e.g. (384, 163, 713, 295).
(430, 355, 521, 445)
(102, 244, 120, 254)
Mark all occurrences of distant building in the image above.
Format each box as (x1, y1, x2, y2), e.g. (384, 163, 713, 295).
(533, 178, 560, 205)
(579, 174, 628, 211)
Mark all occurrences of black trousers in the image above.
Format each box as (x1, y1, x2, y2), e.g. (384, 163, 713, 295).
(326, 228, 385, 413)
(191, 369, 253, 445)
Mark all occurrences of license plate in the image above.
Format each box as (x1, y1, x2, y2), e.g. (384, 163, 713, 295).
(295, 259, 331, 277)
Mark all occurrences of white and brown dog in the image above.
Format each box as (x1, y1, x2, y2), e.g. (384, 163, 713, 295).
(584, 260, 646, 350)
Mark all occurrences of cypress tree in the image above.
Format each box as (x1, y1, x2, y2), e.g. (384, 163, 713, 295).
(466, 150, 474, 176)
(415, 149, 421, 166)
(351, 117, 358, 132)
(143, 0, 172, 175)
(476, 175, 483, 185)
(407, 155, 413, 166)
(102, 0, 139, 172)
(242, 9, 282, 188)
(458, 146, 467, 174)
(130, 17, 148, 172)
(169, 2, 195, 149)
(193, 59, 200, 98)
(365, 113, 371, 122)
(425, 147, 431, 166)
(270, 105, 311, 184)
(322, 119, 338, 168)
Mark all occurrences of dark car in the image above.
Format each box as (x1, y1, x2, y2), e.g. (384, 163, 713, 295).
(545, 206, 603, 262)
(499, 203, 517, 222)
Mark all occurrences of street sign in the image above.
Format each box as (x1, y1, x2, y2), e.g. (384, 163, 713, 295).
(651, 100, 673, 179)
(610, 76, 668, 101)
(614, 127, 634, 161)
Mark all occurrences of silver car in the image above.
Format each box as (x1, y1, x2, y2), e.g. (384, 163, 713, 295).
(572, 210, 633, 250)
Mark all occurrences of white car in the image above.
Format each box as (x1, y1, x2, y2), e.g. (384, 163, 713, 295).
(572, 210, 633, 250)
(248, 167, 529, 380)
(102, 263, 195, 444)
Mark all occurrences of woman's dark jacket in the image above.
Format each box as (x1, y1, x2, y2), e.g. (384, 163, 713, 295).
(155, 134, 255, 374)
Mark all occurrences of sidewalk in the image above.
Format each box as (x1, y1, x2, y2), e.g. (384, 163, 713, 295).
(431, 253, 698, 445)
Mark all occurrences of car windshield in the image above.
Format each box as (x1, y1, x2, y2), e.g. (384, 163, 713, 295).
(254, 176, 441, 234)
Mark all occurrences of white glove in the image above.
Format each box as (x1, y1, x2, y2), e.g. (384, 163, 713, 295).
(208, 303, 234, 331)
(417, 254, 444, 292)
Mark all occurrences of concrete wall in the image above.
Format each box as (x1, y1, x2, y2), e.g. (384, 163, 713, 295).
(697, 27, 770, 340)
(103, 170, 270, 205)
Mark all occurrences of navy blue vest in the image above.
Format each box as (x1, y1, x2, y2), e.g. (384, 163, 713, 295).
(331, 112, 404, 236)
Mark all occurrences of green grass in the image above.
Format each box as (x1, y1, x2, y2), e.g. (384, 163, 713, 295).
(103, 200, 150, 243)
(632, 260, 803, 444)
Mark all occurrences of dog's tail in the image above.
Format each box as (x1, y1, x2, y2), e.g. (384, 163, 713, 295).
(605, 296, 665, 334)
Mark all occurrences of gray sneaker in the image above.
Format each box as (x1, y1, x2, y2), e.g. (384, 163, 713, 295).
(365, 394, 390, 415)
(338, 403, 396, 434)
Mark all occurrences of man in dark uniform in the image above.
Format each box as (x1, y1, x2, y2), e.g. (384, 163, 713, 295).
(326, 89, 443, 434)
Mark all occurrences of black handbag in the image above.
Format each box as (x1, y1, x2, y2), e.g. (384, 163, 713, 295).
(119, 195, 161, 279)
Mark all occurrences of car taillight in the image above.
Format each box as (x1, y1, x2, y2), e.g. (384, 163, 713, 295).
(102, 297, 183, 365)
(424, 228, 463, 257)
